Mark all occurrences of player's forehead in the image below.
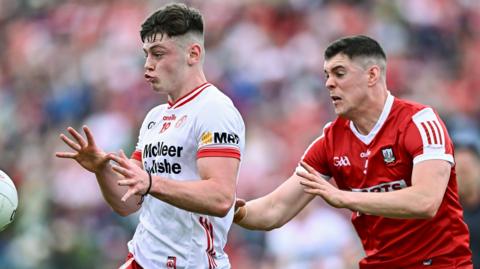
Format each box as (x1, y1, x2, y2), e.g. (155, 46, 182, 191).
(142, 34, 176, 51)
(323, 53, 354, 72)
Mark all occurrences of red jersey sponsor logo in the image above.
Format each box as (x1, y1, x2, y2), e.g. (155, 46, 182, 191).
(333, 156, 351, 167)
(163, 114, 177, 121)
(351, 179, 407, 193)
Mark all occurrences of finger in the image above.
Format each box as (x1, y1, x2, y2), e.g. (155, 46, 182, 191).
(67, 127, 87, 148)
(299, 161, 318, 175)
(107, 153, 130, 168)
(55, 152, 77, 159)
(83, 125, 97, 147)
(296, 169, 318, 182)
(119, 149, 128, 160)
(112, 165, 135, 178)
(235, 198, 246, 207)
(59, 134, 81, 151)
(121, 189, 136, 202)
(299, 178, 322, 188)
(118, 179, 137, 186)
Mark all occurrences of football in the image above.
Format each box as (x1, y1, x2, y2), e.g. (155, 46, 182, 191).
(0, 170, 18, 231)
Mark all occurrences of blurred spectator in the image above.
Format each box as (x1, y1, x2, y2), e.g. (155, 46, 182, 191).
(1, 0, 479, 268)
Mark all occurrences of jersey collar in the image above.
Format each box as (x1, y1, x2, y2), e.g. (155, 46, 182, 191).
(349, 92, 394, 145)
(168, 82, 211, 109)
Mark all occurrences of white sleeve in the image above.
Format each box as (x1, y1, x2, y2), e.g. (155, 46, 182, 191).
(195, 101, 245, 160)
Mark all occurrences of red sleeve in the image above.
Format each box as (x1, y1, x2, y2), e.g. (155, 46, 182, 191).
(131, 150, 142, 162)
(302, 130, 331, 177)
(405, 107, 454, 165)
(197, 148, 241, 160)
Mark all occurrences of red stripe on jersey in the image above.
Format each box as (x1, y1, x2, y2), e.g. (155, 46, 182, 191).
(168, 82, 210, 109)
(197, 148, 241, 160)
(432, 120, 443, 145)
(131, 150, 142, 161)
(173, 84, 210, 109)
(420, 122, 432, 144)
(427, 121, 438, 144)
(199, 217, 216, 269)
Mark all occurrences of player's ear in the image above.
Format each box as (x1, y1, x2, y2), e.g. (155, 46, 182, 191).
(367, 65, 381, 86)
(187, 43, 202, 66)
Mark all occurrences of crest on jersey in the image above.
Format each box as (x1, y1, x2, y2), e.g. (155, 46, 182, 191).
(166, 256, 177, 269)
(175, 115, 188, 128)
(381, 147, 396, 164)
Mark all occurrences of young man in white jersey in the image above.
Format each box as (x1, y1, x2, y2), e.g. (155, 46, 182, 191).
(234, 35, 472, 268)
(56, 3, 245, 269)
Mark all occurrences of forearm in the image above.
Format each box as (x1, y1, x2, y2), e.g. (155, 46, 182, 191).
(95, 163, 141, 216)
(237, 174, 314, 230)
(149, 176, 234, 217)
(236, 196, 282, 231)
(343, 186, 439, 219)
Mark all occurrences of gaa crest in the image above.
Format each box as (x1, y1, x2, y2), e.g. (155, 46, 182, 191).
(381, 147, 396, 164)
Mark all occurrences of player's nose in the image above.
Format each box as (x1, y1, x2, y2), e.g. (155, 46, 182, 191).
(144, 57, 155, 71)
(325, 76, 335, 91)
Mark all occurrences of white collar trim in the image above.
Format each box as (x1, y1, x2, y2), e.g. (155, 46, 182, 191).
(349, 92, 394, 145)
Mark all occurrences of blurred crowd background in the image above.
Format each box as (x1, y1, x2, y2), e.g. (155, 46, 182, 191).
(0, 0, 479, 268)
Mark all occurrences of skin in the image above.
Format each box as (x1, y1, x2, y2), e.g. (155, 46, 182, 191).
(235, 53, 451, 229)
(57, 33, 239, 217)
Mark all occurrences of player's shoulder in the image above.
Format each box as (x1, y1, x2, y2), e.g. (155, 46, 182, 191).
(393, 97, 432, 117)
(200, 84, 235, 107)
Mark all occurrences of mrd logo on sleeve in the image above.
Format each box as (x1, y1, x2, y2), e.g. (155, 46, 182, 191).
(200, 131, 239, 146)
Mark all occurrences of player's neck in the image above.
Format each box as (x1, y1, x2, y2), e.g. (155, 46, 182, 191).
(168, 71, 207, 104)
(350, 89, 388, 135)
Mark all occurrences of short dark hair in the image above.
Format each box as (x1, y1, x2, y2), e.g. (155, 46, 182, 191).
(140, 3, 204, 42)
(324, 35, 386, 61)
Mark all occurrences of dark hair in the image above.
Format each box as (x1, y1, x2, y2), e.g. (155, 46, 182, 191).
(140, 3, 204, 42)
(324, 35, 386, 61)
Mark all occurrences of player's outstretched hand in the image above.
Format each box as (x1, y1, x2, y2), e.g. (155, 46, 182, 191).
(233, 198, 246, 223)
(107, 150, 150, 202)
(296, 161, 346, 208)
(56, 126, 109, 173)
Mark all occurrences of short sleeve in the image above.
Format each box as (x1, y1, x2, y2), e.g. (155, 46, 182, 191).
(301, 122, 332, 179)
(195, 101, 245, 160)
(405, 107, 454, 165)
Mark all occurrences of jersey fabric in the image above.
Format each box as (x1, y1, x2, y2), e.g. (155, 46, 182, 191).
(302, 93, 472, 269)
(129, 82, 245, 269)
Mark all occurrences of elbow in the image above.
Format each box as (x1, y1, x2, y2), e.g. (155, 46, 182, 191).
(212, 197, 235, 218)
(416, 200, 441, 219)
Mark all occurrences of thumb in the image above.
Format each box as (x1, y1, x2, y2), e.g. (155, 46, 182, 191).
(234, 198, 246, 211)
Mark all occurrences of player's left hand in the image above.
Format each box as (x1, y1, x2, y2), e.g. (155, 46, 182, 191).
(107, 150, 151, 202)
(296, 161, 346, 208)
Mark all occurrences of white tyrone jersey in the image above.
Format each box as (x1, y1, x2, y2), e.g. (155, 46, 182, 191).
(129, 82, 245, 269)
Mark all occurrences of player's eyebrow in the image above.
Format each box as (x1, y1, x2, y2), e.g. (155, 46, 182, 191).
(143, 44, 167, 53)
(325, 64, 345, 73)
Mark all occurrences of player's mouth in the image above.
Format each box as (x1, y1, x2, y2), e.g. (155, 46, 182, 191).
(144, 73, 157, 83)
(331, 95, 342, 104)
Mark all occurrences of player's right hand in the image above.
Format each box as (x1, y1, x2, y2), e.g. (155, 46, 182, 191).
(233, 198, 246, 223)
(55, 126, 109, 173)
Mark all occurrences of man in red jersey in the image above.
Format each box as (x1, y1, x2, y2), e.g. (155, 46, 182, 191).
(234, 35, 473, 268)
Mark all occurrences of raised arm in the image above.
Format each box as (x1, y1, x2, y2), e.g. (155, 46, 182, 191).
(234, 173, 315, 231)
(298, 159, 450, 219)
(56, 126, 141, 216)
(108, 154, 240, 217)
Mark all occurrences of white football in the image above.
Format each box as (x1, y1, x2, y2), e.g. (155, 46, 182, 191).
(0, 170, 18, 231)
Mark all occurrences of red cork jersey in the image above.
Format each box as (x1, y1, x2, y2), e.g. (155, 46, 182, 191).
(303, 94, 472, 268)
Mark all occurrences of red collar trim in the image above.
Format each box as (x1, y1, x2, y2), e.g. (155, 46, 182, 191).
(168, 82, 211, 109)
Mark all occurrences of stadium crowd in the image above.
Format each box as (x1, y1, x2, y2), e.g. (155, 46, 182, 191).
(0, 0, 479, 268)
